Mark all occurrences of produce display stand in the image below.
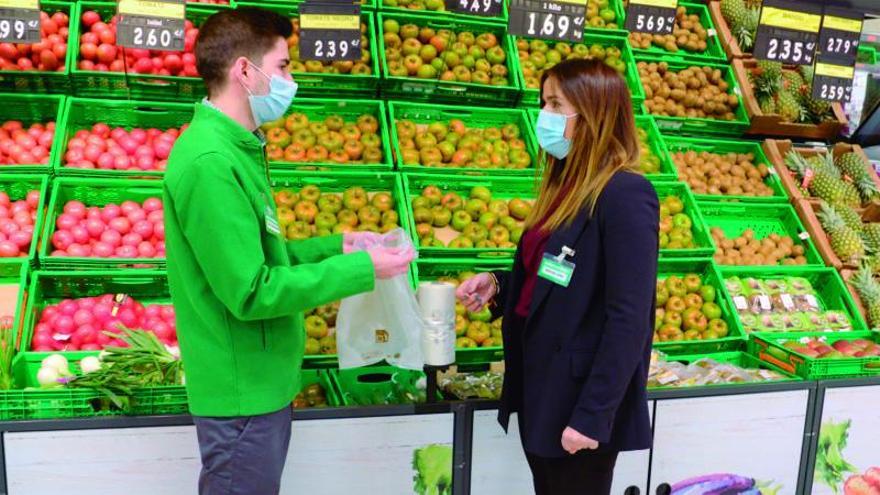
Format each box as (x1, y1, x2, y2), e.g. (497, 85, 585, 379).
(0, 1, 75, 95)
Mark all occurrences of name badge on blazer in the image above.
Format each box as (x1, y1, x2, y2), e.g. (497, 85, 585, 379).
(538, 246, 575, 287)
(265, 204, 282, 236)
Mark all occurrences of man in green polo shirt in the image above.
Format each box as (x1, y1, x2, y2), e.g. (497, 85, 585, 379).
(163, 7, 413, 494)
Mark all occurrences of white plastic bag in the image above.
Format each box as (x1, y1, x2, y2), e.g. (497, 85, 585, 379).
(336, 229, 424, 370)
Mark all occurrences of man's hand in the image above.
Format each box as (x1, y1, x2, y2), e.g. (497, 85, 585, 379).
(561, 426, 599, 454)
(343, 232, 382, 254)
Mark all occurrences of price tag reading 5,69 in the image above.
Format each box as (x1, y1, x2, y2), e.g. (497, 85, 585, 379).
(446, 0, 502, 17)
(625, 0, 677, 35)
(753, 0, 821, 66)
(116, 0, 186, 52)
(298, 5, 362, 62)
(812, 61, 854, 103)
(508, 0, 585, 42)
(0, 0, 42, 44)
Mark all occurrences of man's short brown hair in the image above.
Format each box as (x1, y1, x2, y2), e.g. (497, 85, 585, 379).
(195, 7, 292, 96)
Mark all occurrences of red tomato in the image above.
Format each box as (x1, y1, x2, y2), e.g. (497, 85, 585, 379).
(81, 10, 101, 28)
(79, 42, 98, 61)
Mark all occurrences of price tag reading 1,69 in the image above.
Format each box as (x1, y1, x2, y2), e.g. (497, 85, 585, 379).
(507, 0, 585, 43)
(753, 0, 821, 66)
(625, 0, 677, 35)
(446, 0, 502, 17)
(818, 9, 863, 65)
(0, 0, 41, 44)
(812, 61, 855, 103)
(116, 0, 186, 52)
(298, 3, 361, 62)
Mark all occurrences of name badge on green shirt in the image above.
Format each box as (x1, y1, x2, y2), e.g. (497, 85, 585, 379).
(538, 250, 575, 288)
(265, 205, 281, 236)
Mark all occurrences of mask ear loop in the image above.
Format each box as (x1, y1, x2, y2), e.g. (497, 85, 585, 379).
(238, 60, 270, 96)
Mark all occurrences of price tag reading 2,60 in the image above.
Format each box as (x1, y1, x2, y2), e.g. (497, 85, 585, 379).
(753, 0, 821, 66)
(508, 0, 585, 43)
(812, 61, 854, 103)
(625, 0, 677, 35)
(446, 0, 502, 17)
(298, 3, 361, 62)
(818, 9, 863, 66)
(116, 0, 186, 52)
(0, 0, 41, 44)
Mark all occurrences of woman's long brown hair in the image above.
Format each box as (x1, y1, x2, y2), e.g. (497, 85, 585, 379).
(527, 59, 640, 231)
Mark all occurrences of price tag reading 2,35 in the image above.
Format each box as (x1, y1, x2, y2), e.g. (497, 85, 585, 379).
(753, 0, 821, 66)
(446, 0, 502, 17)
(818, 8, 863, 66)
(0, 0, 41, 44)
(625, 0, 677, 35)
(812, 61, 854, 103)
(507, 0, 585, 43)
(298, 2, 361, 62)
(116, 0, 185, 52)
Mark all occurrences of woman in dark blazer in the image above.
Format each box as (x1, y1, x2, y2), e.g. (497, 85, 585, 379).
(457, 59, 659, 495)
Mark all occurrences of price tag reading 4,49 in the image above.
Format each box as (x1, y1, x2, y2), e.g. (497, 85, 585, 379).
(812, 61, 854, 103)
(0, 0, 41, 44)
(116, 0, 185, 52)
(625, 0, 677, 35)
(818, 9, 863, 66)
(446, 0, 502, 17)
(298, 3, 361, 62)
(507, 0, 585, 43)
(753, 0, 821, 66)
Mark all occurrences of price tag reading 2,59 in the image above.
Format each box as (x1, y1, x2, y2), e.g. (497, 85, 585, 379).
(446, 0, 502, 17)
(625, 0, 677, 35)
(0, 0, 41, 44)
(753, 0, 821, 66)
(818, 9, 863, 66)
(507, 0, 585, 43)
(298, 3, 362, 62)
(812, 61, 854, 103)
(116, 0, 186, 52)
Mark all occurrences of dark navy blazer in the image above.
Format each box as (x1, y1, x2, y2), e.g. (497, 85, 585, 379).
(492, 171, 660, 458)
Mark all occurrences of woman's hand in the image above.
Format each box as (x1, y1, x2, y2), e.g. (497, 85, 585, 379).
(561, 426, 598, 454)
(455, 273, 497, 312)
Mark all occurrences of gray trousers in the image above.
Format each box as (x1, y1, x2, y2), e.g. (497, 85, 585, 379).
(193, 405, 293, 495)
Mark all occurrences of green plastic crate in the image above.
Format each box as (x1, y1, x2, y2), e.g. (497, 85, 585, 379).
(637, 115, 677, 182)
(0, 94, 65, 174)
(0, 387, 100, 420)
(719, 266, 869, 336)
(653, 181, 715, 259)
(697, 202, 824, 267)
(649, 350, 800, 390)
(264, 98, 393, 172)
(0, 175, 50, 274)
(403, 173, 536, 258)
(294, 368, 345, 408)
(2, 264, 29, 356)
(185, 0, 236, 9)
(662, 135, 788, 203)
(653, 258, 745, 354)
(511, 33, 644, 109)
(39, 178, 166, 271)
(581, 0, 628, 37)
(414, 258, 511, 364)
(379, 0, 508, 22)
(0, 1, 75, 95)
(389, 101, 539, 176)
(636, 58, 751, 136)
(377, 12, 522, 106)
(626, 2, 727, 64)
(241, 0, 377, 10)
(334, 366, 435, 405)
(857, 45, 877, 65)
(70, 2, 210, 101)
(749, 331, 880, 380)
(129, 386, 188, 416)
(54, 97, 195, 179)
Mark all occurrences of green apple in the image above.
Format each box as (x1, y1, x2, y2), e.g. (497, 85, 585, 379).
(451, 210, 473, 231)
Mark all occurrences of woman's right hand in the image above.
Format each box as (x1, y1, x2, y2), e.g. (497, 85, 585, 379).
(456, 273, 497, 312)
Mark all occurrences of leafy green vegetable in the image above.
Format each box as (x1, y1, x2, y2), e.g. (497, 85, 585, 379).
(412, 444, 452, 495)
(815, 419, 859, 494)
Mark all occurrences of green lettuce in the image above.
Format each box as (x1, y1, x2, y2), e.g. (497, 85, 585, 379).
(412, 444, 452, 495)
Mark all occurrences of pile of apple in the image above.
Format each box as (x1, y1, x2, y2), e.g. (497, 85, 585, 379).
(287, 19, 372, 75)
(516, 38, 626, 90)
(261, 113, 383, 165)
(655, 273, 728, 343)
(30, 294, 176, 351)
(382, 19, 510, 85)
(77, 10, 199, 76)
(273, 185, 399, 240)
(780, 337, 880, 359)
(0, 120, 55, 166)
(431, 271, 503, 348)
(411, 185, 530, 249)
(63, 123, 184, 171)
(659, 194, 698, 250)
(50, 197, 165, 259)
(0, 189, 40, 258)
(587, 0, 619, 29)
(396, 118, 531, 169)
(0, 10, 69, 72)
(304, 302, 339, 356)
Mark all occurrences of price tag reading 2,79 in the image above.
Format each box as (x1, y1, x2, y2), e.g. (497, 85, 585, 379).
(0, 0, 41, 44)
(625, 0, 677, 35)
(753, 0, 821, 66)
(818, 9, 863, 66)
(116, 0, 186, 52)
(298, 3, 361, 62)
(507, 0, 585, 43)
(812, 61, 854, 103)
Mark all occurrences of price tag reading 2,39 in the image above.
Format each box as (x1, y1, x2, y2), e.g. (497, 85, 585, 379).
(625, 0, 677, 35)
(753, 0, 821, 66)
(116, 0, 185, 52)
(298, 2, 361, 62)
(446, 0, 502, 17)
(0, 0, 41, 44)
(812, 61, 854, 103)
(507, 0, 585, 43)
(818, 8, 863, 66)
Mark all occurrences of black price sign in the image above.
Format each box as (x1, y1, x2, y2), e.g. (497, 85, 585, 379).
(812, 61, 854, 103)
(298, 2, 361, 61)
(446, 0, 502, 17)
(507, 0, 585, 42)
(116, 0, 185, 52)
(818, 9, 863, 65)
(753, 0, 821, 66)
(625, 0, 677, 35)
(0, 0, 41, 44)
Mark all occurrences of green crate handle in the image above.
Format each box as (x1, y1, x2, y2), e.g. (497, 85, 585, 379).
(131, 106, 175, 114)
(127, 79, 176, 88)
(435, 86, 469, 93)
(291, 76, 324, 84)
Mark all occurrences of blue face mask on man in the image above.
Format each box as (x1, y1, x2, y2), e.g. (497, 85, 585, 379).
(536, 109, 577, 159)
(241, 61, 298, 127)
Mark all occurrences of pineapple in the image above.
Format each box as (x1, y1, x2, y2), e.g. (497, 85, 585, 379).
(833, 202, 863, 232)
(817, 201, 866, 264)
(721, 0, 758, 51)
(850, 264, 880, 327)
(786, 151, 853, 206)
(759, 96, 777, 115)
(855, 176, 880, 203)
(777, 89, 805, 122)
(799, 85, 832, 118)
(836, 152, 871, 182)
(863, 223, 880, 253)
(782, 70, 805, 92)
(757, 60, 782, 84)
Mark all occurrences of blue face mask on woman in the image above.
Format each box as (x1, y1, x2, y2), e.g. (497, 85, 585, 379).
(241, 62, 298, 127)
(536, 109, 577, 159)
